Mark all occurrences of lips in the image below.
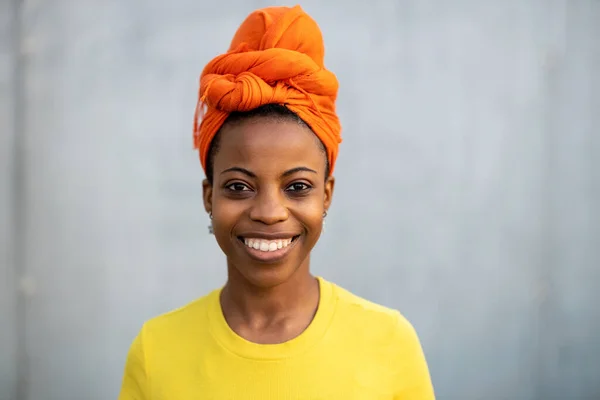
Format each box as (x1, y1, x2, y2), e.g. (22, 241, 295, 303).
(242, 237, 294, 252)
(236, 234, 300, 263)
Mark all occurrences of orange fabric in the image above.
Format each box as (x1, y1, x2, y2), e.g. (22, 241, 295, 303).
(193, 5, 342, 175)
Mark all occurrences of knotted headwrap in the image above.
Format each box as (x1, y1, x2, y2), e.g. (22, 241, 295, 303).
(193, 5, 342, 175)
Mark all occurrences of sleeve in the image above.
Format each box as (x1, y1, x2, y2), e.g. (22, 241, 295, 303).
(118, 326, 150, 400)
(392, 312, 436, 400)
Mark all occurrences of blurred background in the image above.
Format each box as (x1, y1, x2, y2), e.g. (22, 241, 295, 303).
(1, 0, 599, 399)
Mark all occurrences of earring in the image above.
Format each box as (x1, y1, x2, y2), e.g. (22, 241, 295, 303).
(322, 211, 327, 233)
(208, 212, 214, 235)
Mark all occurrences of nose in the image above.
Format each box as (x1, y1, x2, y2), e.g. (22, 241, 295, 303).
(249, 186, 289, 225)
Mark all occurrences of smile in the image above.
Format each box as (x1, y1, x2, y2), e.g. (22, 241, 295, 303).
(237, 235, 300, 263)
(242, 237, 296, 252)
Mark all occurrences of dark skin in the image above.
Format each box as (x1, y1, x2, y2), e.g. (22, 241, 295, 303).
(202, 117, 335, 344)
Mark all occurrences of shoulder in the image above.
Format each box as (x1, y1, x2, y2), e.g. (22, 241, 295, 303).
(137, 289, 218, 343)
(119, 291, 220, 397)
(326, 278, 420, 344)
(325, 279, 434, 397)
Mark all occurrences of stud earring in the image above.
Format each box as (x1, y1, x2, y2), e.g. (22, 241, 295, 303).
(208, 212, 214, 235)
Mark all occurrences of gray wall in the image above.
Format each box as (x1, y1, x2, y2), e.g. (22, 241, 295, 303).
(1, 0, 18, 399)
(1, 0, 599, 399)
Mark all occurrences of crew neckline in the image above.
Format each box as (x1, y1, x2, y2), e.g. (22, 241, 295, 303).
(207, 276, 336, 360)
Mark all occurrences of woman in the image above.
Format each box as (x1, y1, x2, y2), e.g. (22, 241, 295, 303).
(119, 5, 435, 399)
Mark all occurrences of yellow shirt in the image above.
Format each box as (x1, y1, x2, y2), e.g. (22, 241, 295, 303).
(118, 277, 435, 399)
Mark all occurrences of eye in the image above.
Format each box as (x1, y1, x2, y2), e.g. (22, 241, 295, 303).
(286, 182, 311, 192)
(226, 182, 251, 192)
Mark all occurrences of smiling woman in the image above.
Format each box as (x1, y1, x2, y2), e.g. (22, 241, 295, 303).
(118, 5, 435, 400)
(205, 104, 333, 289)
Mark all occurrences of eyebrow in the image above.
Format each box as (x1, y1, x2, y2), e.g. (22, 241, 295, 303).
(220, 167, 256, 177)
(220, 166, 317, 178)
(282, 166, 317, 177)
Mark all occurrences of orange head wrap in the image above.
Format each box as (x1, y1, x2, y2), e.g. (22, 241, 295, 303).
(193, 5, 342, 175)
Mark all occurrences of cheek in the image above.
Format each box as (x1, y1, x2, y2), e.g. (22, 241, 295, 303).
(293, 202, 325, 232)
(211, 200, 245, 238)
(212, 194, 247, 218)
(211, 215, 240, 256)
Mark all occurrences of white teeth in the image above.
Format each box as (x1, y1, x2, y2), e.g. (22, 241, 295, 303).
(243, 237, 295, 252)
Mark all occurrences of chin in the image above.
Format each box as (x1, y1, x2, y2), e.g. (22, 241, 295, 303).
(231, 243, 308, 288)
(238, 256, 307, 288)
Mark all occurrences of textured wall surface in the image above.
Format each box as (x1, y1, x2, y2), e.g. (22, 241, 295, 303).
(1, 0, 18, 399)
(2, 0, 599, 399)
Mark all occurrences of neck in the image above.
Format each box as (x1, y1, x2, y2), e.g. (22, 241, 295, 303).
(221, 260, 319, 326)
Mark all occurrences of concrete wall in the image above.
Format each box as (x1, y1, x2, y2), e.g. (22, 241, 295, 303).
(2, 0, 599, 399)
(1, 0, 18, 399)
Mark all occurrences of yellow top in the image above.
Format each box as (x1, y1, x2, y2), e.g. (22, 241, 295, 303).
(118, 277, 435, 399)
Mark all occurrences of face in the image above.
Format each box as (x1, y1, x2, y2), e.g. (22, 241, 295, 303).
(202, 118, 334, 289)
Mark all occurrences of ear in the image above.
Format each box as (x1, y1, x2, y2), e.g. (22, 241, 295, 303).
(323, 175, 335, 213)
(202, 179, 213, 215)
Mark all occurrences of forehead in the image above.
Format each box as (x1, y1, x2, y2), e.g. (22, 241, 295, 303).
(213, 119, 325, 174)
